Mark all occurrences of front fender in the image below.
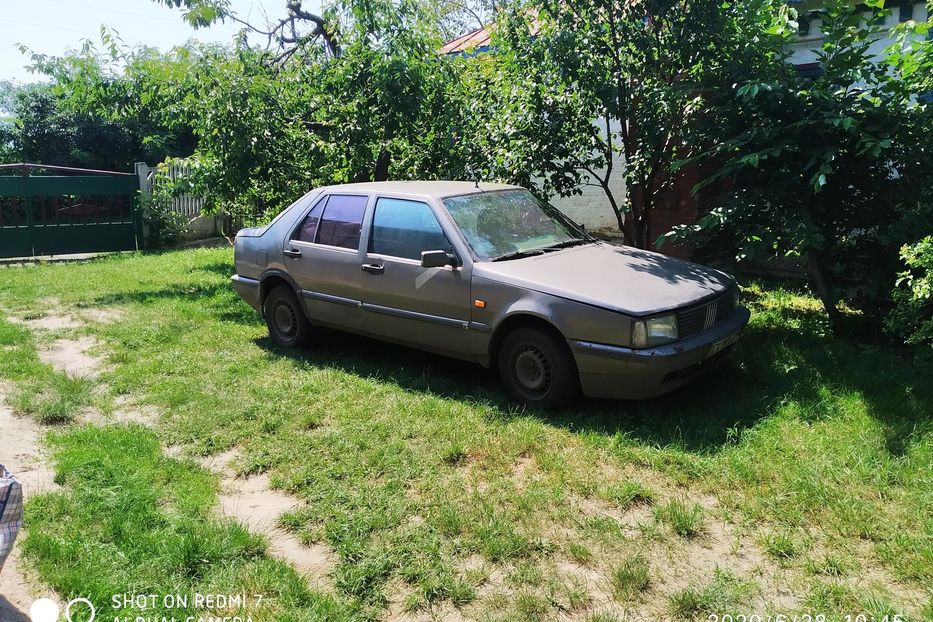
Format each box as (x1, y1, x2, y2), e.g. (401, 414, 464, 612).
(469, 276, 632, 365)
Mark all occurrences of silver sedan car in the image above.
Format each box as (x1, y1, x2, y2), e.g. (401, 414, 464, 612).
(231, 181, 749, 407)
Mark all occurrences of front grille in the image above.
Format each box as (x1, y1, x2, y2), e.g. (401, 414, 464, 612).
(676, 287, 737, 338)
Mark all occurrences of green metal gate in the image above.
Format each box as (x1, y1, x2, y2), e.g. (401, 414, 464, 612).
(0, 164, 141, 259)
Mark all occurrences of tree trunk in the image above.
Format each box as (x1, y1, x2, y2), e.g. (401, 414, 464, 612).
(613, 207, 627, 242)
(373, 123, 394, 182)
(374, 148, 390, 182)
(807, 250, 841, 329)
(603, 186, 629, 244)
(626, 184, 651, 249)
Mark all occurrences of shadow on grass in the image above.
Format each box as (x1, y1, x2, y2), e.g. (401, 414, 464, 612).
(252, 314, 930, 458)
(92, 259, 932, 458)
(88, 282, 257, 325)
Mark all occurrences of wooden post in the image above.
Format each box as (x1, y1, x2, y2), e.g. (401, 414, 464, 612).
(134, 162, 152, 249)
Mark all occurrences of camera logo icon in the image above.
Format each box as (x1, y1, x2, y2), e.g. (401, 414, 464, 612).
(29, 597, 95, 622)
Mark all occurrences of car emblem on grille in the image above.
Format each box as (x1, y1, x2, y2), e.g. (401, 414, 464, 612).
(703, 302, 716, 329)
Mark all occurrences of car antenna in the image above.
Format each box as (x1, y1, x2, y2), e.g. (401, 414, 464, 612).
(468, 166, 485, 192)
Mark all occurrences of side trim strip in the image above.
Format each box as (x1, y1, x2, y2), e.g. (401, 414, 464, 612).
(300, 288, 469, 329)
(362, 302, 466, 328)
(572, 340, 639, 358)
(231, 274, 260, 287)
(301, 289, 361, 308)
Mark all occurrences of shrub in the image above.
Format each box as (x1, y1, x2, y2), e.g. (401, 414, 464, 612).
(140, 163, 190, 249)
(886, 236, 933, 359)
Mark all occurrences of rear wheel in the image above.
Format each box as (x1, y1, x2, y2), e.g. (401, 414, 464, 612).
(498, 325, 580, 408)
(264, 285, 313, 348)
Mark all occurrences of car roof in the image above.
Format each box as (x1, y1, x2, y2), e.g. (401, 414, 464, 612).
(316, 180, 520, 199)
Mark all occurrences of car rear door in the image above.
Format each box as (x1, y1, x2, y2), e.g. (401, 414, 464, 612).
(359, 196, 472, 355)
(283, 193, 370, 331)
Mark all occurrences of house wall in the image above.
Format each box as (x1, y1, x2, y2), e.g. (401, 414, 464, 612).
(788, 1, 929, 64)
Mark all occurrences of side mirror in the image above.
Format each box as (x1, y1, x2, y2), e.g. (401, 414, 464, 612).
(421, 250, 454, 268)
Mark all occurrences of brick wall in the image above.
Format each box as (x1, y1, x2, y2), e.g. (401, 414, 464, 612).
(641, 165, 703, 259)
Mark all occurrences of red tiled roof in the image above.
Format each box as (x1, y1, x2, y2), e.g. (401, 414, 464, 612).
(441, 12, 544, 55)
(440, 25, 493, 54)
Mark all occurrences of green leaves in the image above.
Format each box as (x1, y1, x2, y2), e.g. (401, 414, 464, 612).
(473, 0, 791, 246)
(682, 0, 933, 324)
(736, 81, 776, 100)
(898, 236, 933, 301)
(150, 0, 231, 28)
(887, 236, 933, 350)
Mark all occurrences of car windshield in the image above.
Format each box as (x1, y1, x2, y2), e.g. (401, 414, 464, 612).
(443, 189, 588, 261)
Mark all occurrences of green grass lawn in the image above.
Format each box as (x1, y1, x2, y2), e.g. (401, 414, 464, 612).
(0, 247, 930, 621)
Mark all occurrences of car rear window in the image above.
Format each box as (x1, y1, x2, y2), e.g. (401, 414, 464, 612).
(291, 197, 326, 243)
(313, 194, 368, 249)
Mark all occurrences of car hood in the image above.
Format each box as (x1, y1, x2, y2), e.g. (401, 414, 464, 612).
(473, 242, 735, 315)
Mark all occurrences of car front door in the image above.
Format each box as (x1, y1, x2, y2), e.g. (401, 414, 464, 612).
(360, 196, 472, 355)
(283, 193, 369, 331)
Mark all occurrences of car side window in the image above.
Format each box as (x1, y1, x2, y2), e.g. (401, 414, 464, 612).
(291, 196, 327, 243)
(369, 198, 453, 261)
(314, 194, 368, 249)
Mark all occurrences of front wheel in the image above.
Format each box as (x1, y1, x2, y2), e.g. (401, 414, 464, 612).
(498, 325, 580, 409)
(264, 285, 313, 348)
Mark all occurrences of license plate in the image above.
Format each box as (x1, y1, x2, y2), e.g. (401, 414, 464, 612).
(708, 332, 740, 357)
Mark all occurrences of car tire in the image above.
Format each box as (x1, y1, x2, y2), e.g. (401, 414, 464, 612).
(498, 325, 580, 409)
(264, 285, 313, 348)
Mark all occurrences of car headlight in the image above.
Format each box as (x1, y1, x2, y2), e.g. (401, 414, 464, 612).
(631, 313, 679, 348)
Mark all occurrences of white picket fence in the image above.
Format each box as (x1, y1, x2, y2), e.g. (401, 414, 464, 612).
(134, 161, 205, 217)
(135, 161, 225, 240)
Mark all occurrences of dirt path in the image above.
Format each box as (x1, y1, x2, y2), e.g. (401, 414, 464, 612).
(1, 312, 118, 619)
(2, 310, 335, 615)
(198, 448, 335, 589)
(38, 336, 103, 378)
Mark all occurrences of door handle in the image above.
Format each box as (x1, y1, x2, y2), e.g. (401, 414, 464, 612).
(283, 248, 302, 258)
(361, 263, 385, 275)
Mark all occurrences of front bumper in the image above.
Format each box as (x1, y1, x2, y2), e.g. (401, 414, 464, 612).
(231, 274, 262, 312)
(569, 306, 750, 400)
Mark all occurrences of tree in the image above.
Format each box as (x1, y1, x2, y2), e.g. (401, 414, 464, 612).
(20, 37, 204, 167)
(0, 80, 19, 116)
(665, 0, 933, 325)
(0, 80, 21, 163)
(4, 84, 145, 171)
(0, 122, 17, 164)
(154, 0, 497, 51)
(435, 0, 499, 39)
(466, 0, 792, 247)
(139, 0, 466, 224)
